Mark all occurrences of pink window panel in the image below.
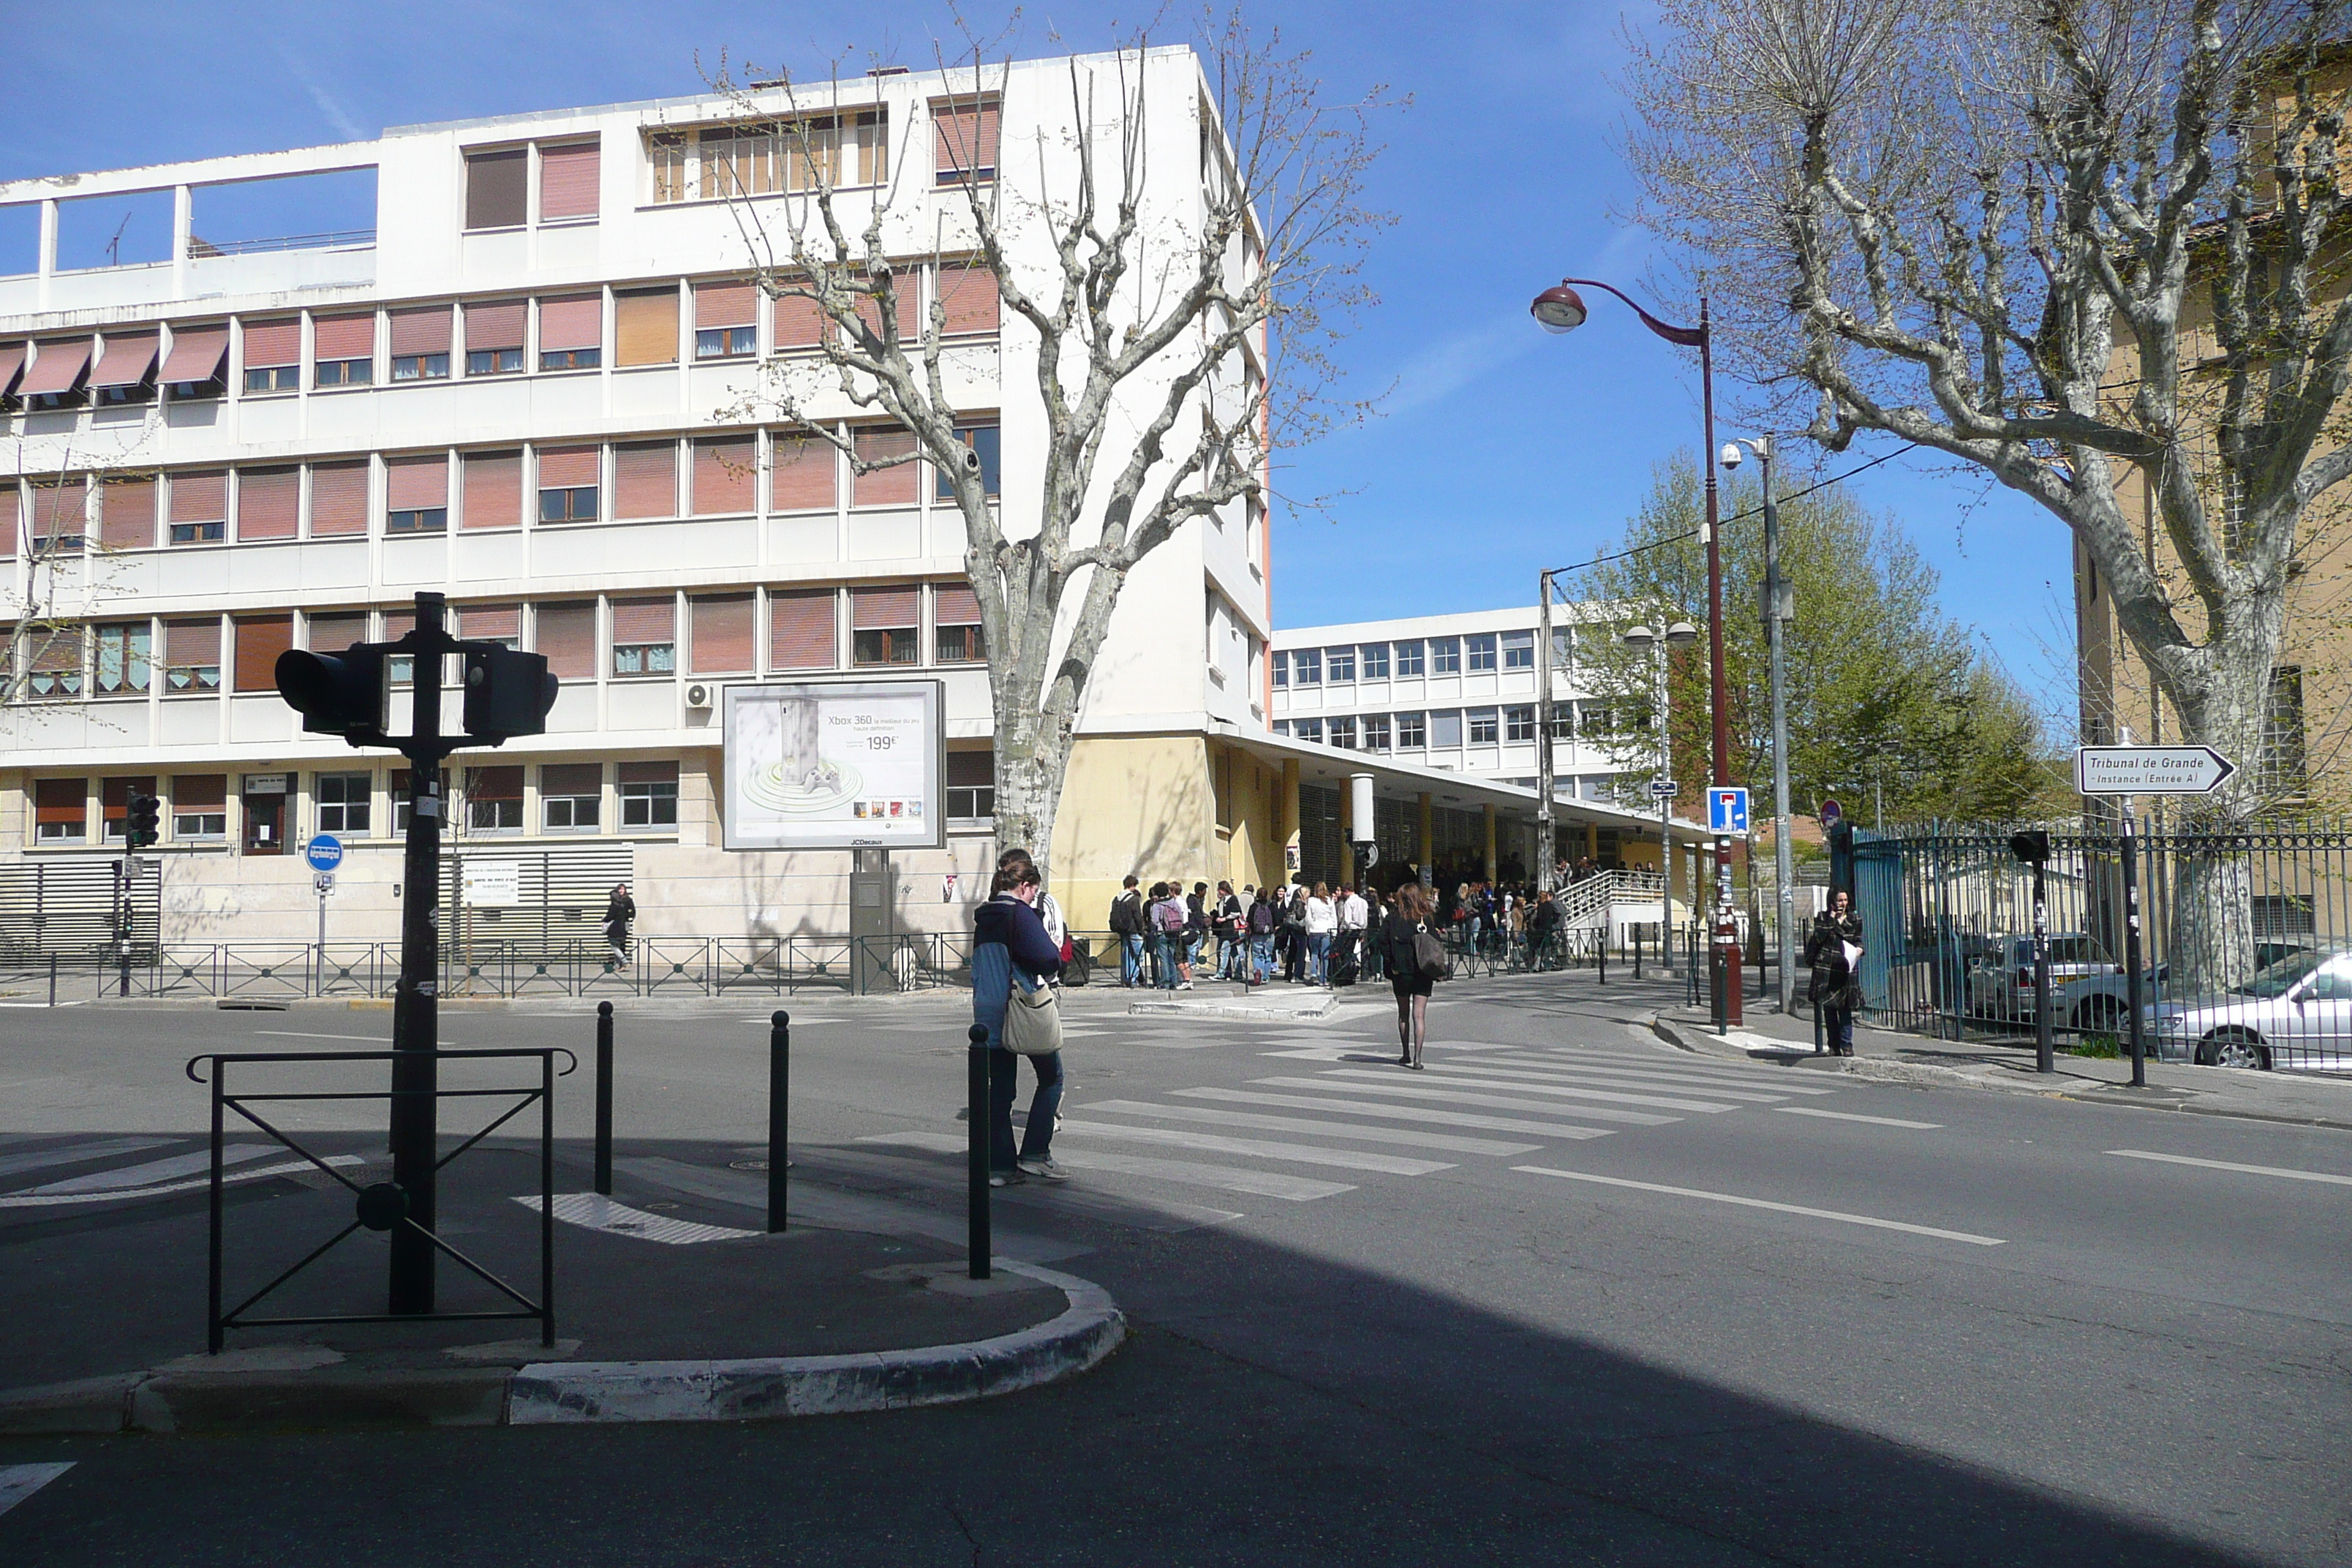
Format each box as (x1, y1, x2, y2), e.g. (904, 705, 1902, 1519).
(389, 306, 453, 357)
(613, 442, 677, 519)
(159, 325, 227, 385)
(539, 139, 602, 221)
(535, 445, 600, 489)
(0, 342, 25, 397)
(690, 595, 755, 674)
(236, 469, 301, 540)
(772, 284, 824, 350)
(769, 435, 837, 511)
(169, 472, 227, 524)
(21, 339, 93, 396)
(533, 603, 598, 679)
(852, 585, 919, 630)
(936, 264, 1000, 336)
(464, 300, 527, 353)
(692, 436, 755, 516)
(312, 314, 375, 361)
(99, 478, 157, 550)
(309, 462, 371, 536)
(694, 280, 758, 330)
(308, 612, 369, 651)
(165, 618, 222, 666)
(538, 295, 602, 352)
(461, 451, 523, 530)
(240, 320, 299, 369)
(932, 100, 1001, 176)
(769, 589, 837, 670)
(611, 597, 675, 643)
(90, 333, 159, 391)
(387, 455, 448, 510)
(31, 481, 86, 540)
(458, 604, 520, 641)
(851, 429, 919, 506)
(935, 583, 981, 625)
(0, 482, 17, 557)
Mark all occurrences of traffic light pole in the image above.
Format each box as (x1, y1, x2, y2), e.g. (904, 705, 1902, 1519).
(388, 593, 448, 1316)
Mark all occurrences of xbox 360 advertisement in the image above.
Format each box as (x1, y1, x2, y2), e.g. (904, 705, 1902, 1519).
(723, 681, 946, 851)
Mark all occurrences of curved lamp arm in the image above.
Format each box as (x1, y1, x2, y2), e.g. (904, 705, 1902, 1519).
(1559, 278, 1705, 348)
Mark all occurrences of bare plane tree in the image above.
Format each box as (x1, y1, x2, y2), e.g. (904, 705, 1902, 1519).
(702, 10, 1392, 862)
(4, 433, 147, 735)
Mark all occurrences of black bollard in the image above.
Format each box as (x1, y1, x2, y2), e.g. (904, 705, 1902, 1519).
(768, 1011, 789, 1233)
(1633, 926, 1643, 981)
(968, 1022, 991, 1280)
(48, 953, 58, 1008)
(594, 1000, 614, 1196)
(1597, 925, 1607, 987)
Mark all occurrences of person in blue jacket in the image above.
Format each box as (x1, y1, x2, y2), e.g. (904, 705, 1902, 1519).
(972, 853, 1068, 1184)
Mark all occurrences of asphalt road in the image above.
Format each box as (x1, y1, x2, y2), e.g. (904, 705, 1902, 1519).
(3, 973, 2348, 1565)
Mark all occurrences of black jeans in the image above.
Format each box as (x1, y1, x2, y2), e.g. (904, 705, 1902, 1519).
(989, 1048, 1063, 1169)
(1822, 1006, 1855, 1055)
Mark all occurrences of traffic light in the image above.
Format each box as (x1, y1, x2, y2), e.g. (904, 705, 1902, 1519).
(2008, 829, 2050, 866)
(276, 646, 388, 742)
(461, 645, 559, 743)
(125, 792, 160, 850)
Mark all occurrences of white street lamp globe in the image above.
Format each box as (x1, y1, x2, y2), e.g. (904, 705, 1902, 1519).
(1664, 621, 1699, 648)
(1621, 624, 1656, 650)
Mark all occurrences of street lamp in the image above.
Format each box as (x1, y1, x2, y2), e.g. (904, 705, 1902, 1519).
(1621, 619, 1698, 973)
(1722, 436, 1795, 1014)
(1534, 276, 1741, 1026)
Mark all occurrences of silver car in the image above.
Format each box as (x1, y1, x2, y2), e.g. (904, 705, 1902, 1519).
(2144, 950, 2352, 1070)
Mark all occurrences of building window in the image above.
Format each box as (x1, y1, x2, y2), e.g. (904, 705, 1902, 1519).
(1395, 711, 1427, 748)
(465, 766, 524, 832)
(540, 485, 598, 523)
(1273, 720, 1291, 737)
(1468, 708, 1499, 745)
(946, 750, 995, 820)
(934, 424, 1003, 500)
(1548, 706, 1575, 740)
(2260, 666, 2307, 799)
(314, 357, 371, 388)
(1293, 717, 1323, 744)
(934, 584, 984, 663)
(1327, 647, 1355, 683)
(26, 631, 83, 700)
(1466, 634, 1497, 673)
(316, 773, 372, 836)
(464, 148, 527, 230)
(1329, 716, 1357, 750)
(1505, 705, 1536, 742)
(391, 353, 451, 382)
(612, 598, 678, 676)
(93, 622, 151, 696)
(1362, 714, 1392, 750)
(244, 363, 298, 393)
(1361, 643, 1390, 679)
(102, 777, 157, 842)
(162, 619, 222, 693)
(1431, 709, 1463, 748)
(851, 587, 920, 666)
(541, 763, 602, 832)
(1429, 637, 1459, 674)
(170, 519, 225, 545)
(619, 761, 679, 828)
(388, 507, 447, 534)
(467, 347, 524, 377)
(1392, 640, 1423, 677)
(173, 775, 227, 839)
(1292, 648, 1322, 685)
(34, 778, 88, 843)
(694, 325, 756, 360)
(1271, 651, 1288, 687)
(542, 346, 598, 372)
(1501, 630, 1534, 670)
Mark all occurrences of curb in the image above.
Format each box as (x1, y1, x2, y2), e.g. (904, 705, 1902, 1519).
(0, 1262, 1123, 1436)
(1126, 991, 1336, 1022)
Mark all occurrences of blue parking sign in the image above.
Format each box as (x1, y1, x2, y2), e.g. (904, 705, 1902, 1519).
(1707, 788, 1749, 834)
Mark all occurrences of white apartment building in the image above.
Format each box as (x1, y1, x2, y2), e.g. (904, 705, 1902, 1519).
(1270, 606, 1659, 872)
(0, 49, 1306, 951)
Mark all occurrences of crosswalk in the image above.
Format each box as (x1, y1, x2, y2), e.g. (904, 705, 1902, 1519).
(0, 1134, 360, 1210)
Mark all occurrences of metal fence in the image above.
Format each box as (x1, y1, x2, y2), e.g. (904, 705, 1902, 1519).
(1840, 820, 2352, 1071)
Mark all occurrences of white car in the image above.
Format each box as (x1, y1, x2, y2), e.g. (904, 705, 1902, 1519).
(2144, 950, 2352, 1070)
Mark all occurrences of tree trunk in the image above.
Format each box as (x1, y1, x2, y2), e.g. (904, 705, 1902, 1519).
(989, 697, 1071, 875)
(2163, 631, 2277, 996)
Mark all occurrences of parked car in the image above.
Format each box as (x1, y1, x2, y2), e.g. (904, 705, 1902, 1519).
(1965, 933, 2127, 1028)
(2143, 949, 2352, 1069)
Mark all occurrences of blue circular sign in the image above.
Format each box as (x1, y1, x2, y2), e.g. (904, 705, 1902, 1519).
(305, 834, 344, 872)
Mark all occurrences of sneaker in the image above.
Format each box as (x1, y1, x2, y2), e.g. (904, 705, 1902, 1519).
(1017, 1157, 1071, 1181)
(1177, 981, 1194, 990)
(988, 1170, 1025, 1188)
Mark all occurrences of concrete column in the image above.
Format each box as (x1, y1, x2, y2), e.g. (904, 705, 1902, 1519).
(171, 184, 193, 297)
(1482, 803, 1496, 882)
(1417, 791, 1433, 881)
(1279, 757, 1301, 885)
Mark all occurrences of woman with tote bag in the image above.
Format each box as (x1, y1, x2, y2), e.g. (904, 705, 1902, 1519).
(1381, 882, 1444, 1069)
(971, 859, 1068, 1184)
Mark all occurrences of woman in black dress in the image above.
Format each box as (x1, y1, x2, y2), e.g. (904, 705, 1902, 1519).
(1382, 882, 1439, 1068)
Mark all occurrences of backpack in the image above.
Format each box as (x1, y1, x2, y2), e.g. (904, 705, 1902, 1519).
(1281, 895, 1306, 932)
(1153, 899, 1186, 935)
(1248, 901, 1275, 935)
(1109, 892, 1139, 936)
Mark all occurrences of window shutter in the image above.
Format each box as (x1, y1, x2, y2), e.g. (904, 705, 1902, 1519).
(0, 480, 13, 558)
(772, 283, 824, 349)
(464, 148, 527, 230)
(235, 468, 300, 541)
(533, 602, 598, 678)
(240, 320, 298, 369)
(692, 435, 755, 516)
(169, 472, 227, 524)
(535, 445, 599, 489)
(389, 306, 453, 357)
(30, 633, 82, 675)
(307, 611, 369, 650)
(173, 774, 227, 810)
(34, 779, 86, 826)
(90, 333, 159, 391)
(165, 618, 221, 667)
(851, 429, 919, 506)
(932, 99, 1000, 178)
(690, 594, 755, 673)
(21, 339, 91, 399)
(769, 434, 837, 511)
(852, 584, 919, 629)
(312, 313, 374, 361)
(457, 604, 519, 641)
(309, 461, 370, 536)
(32, 480, 87, 542)
(936, 263, 1000, 335)
(99, 478, 157, 551)
(694, 279, 758, 330)
(461, 451, 522, 530)
(233, 615, 293, 693)
(386, 455, 448, 510)
(935, 583, 981, 626)
(613, 442, 677, 519)
(538, 139, 601, 220)
(540, 762, 601, 795)
(159, 325, 228, 384)
(464, 300, 527, 354)
(618, 761, 678, 785)
(769, 589, 837, 670)
(946, 750, 994, 788)
(614, 288, 679, 366)
(469, 765, 524, 801)
(538, 295, 602, 352)
(611, 597, 675, 644)
(0, 344, 21, 400)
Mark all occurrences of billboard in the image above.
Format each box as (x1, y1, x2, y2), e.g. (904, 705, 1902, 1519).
(722, 680, 946, 851)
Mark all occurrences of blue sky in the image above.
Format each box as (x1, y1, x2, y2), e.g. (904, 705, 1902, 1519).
(4, 0, 2075, 717)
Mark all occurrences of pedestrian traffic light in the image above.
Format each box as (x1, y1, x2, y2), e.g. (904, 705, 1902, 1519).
(125, 792, 160, 850)
(2008, 829, 2050, 866)
(461, 644, 559, 743)
(276, 646, 388, 742)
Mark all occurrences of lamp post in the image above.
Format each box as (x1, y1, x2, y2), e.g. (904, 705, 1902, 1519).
(1621, 619, 1698, 973)
(1537, 570, 1558, 897)
(1722, 436, 1795, 1014)
(1534, 277, 1740, 1025)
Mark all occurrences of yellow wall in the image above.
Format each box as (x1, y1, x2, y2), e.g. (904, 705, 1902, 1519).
(1048, 733, 1217, 930)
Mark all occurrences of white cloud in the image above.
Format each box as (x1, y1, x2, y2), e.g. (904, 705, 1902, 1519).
(273, 42, 367, 143)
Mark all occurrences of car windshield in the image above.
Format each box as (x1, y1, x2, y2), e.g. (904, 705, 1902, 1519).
(2237, 951, 2323, 999)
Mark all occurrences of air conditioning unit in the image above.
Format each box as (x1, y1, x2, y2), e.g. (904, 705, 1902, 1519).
(685, 683, 715, 710)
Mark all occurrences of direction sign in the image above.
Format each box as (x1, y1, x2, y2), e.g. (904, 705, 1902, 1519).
(2074, 745, 2236, 796)
(304, 834, 344, 872)
(313, 872, 336, 897)
(1708, 787, 1750, 834)
(1648, 780, 1681, 799)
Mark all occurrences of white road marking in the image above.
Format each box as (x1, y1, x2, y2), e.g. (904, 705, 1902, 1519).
(1520, 1054, 1846, 1096)
(1774, 1107, 1943, 1129)
(0, 1137, 179, 1180)
(1081, 1099, 1538, 1157)
(0, 1155, 364, 1208)
(9, 1145, 276, 1194)
(854, 1132, 1352, 1200)
(516, 1192, 761, 1244)
(1256, 1075, 1679, 1127)
(1412, 1060, 1794, 1104)
(1513, 1166, 2007, 1245)
(252, 1030, 395, 1042)
(1175, 1087, 1615, 1141)
(1055, 1120, 1454, 1175)
(2107, 1149, 2352, 1187)
(1327, 1067, 1739, 1115)
(0, 1463, 74, 1519)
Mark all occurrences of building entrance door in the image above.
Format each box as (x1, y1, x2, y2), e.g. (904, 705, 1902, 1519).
(243, 775, 288, 855)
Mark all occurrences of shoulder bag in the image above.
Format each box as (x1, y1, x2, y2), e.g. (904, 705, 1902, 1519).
(1003, 972, 1065, 1055)
(1411, 920, 1449, 983)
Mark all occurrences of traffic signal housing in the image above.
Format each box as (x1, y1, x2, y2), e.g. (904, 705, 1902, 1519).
(276, 646, 388, 743)
(125, 792, 160, 850)
(461, 645, 559, 744)
(2008, 829, 2051, 866)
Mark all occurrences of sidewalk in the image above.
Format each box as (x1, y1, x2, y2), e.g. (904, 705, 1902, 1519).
(0, 1137, 1121, 1436)
(1652, 1000, 2352, 1131)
